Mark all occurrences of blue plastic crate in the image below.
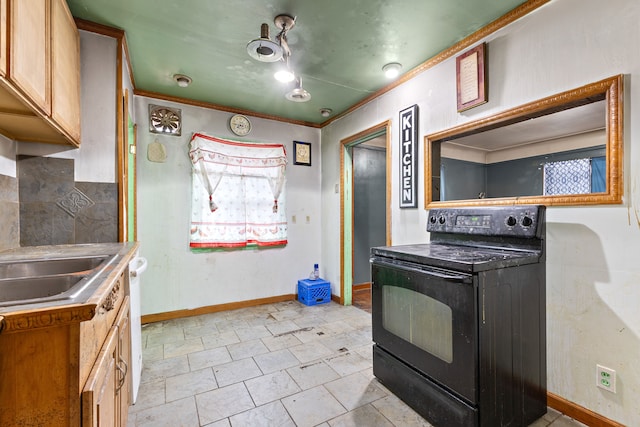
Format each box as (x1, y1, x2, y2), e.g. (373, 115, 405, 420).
(297, 278, 331, 306)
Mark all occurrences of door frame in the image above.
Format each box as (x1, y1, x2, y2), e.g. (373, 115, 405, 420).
(340, 120, 392, 305)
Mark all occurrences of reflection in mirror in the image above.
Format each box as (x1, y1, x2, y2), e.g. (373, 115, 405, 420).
(425, 75, 623, 208)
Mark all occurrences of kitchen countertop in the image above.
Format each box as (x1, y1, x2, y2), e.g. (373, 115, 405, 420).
(0, 242, 139, 333)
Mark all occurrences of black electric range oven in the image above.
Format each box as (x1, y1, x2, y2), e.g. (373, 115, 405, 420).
(371, 205, 547, 427)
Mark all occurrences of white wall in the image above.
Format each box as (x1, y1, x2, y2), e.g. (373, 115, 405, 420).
(135, 96, 322, 315)
(320, 0, 640, 424)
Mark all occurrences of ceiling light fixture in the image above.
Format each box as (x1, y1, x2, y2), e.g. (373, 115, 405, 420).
(173, 74, 192, 88)
(247, 23, 283, 62)
(247, 15, 295, 63)
(286, 76, 311, 102)
(274, 56, 295, 82)
(382, 62, 402, 79)
(320, 108, 333, 117)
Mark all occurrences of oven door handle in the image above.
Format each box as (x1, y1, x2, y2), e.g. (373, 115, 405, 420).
(371, 258, 472, 283)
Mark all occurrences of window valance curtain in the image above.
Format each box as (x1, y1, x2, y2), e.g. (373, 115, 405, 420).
(189, 133, 287, 248)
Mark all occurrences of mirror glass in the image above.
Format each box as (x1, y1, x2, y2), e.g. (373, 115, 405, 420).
(425, 75, 623, 208)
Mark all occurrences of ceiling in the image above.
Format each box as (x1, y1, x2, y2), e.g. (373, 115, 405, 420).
(66, 0, 529, 125)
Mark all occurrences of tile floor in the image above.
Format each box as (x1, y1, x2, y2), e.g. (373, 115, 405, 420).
(128, 300, 586, 427)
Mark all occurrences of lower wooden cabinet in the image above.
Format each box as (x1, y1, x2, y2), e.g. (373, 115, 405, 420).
(82, 297, 131, 427)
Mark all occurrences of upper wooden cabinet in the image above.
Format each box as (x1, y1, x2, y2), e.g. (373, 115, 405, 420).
(0, 0, 81, 146)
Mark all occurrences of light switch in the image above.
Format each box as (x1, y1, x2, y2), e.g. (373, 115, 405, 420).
(306, 215, 310, 224)
(292, 215, 296, 223)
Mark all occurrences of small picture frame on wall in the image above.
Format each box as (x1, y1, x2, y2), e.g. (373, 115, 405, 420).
(294, 141, 312, 166)
(456, 42, 487, 112)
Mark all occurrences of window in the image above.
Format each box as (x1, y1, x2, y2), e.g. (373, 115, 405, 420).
(189, 133, 287, 248)
(543, 157, 605, 195)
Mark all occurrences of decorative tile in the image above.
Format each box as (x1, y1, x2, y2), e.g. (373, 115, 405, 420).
(56, 187, 94, 217)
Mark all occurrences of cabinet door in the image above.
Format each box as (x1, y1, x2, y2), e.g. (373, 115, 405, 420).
(0, 0, 6, 77)
(9, 0, 51, 114)
(116, 297, 131, 425)
(51, 0, 81, 143)
(82, 328, 118, 427)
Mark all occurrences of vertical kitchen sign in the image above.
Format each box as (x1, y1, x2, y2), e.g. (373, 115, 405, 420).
(399, 105, 418, 208)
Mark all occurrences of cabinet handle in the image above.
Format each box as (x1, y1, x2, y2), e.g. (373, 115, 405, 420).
(116, 356, 128, 393)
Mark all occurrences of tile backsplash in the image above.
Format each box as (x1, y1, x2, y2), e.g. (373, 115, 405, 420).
(0, 173, 19, 251)
(17, 155, 117, 247)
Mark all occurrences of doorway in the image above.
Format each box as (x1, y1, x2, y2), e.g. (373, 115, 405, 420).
(340, 121, 391, 306)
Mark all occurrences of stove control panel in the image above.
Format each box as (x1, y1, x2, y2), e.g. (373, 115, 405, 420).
(427, 205, 545, 238)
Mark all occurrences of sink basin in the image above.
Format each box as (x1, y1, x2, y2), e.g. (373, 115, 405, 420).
(0, 255, 116, 308)
(0, 256, 108, 280)
(0, 275, 85, 304)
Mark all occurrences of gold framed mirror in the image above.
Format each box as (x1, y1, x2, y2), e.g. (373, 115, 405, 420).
(425, 75, 623, 208)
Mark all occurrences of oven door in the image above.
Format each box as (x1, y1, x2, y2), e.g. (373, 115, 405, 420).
(371, 257, 478, 404)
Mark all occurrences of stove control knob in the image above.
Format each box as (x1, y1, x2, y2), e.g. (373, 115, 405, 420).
(506, 216, 517, 227)
(438, 215, 446, 225)
(429, 215, 437, 224)
(521, 216, 533, 227)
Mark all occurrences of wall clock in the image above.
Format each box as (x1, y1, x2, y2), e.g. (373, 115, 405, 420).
(149, 104, 182, 136)
(229, 114, 251, 136)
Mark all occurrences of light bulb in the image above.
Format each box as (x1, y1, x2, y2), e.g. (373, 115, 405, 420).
(274, 69, 295, 83)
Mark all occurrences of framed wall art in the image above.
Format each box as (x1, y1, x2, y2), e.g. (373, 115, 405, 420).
(294, 141, 311, 166)
(456, 42, 487, 112)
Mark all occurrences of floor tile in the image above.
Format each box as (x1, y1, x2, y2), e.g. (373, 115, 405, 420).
(163, 337, 203, 359)
(253, 348, 300, 374)
(213, 357, 263, 387)
(261, 332, 303, 351)
(289, 340, 333, 364)
(187, 346, 232, 371)
(324, 372, 388, 411)
(265, 319, 300, 336)
(195, 382, 255, 425)
(135, 396, 199, 427)
(372, 394, 433, 426)
(245, 370, 302, 406)
(327, 403, 394, 427)
(227, 338, 269, 360)
(130, 300, 584, 427)
(228, 401, 296, 427)
(129, 378, 165, 414)
(201, 330, 240, 349)
(183, 324, 219, 339)
(287, 360, 340, 390)
(141, 355, 190, 383)
(165, 367, 217, 402)
(324, 350, 372, 377)
(235, 324, 273, 341)
(281, 385, 347, 427)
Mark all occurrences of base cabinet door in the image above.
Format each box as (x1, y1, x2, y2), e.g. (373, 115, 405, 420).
(116, 297, 131, 426)
(82, 328, 118, 427)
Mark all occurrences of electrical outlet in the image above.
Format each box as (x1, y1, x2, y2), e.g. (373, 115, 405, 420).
(596, 364, 616, 393)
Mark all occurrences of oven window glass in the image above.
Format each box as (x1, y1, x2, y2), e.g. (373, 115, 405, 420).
(382, 285, 453, 363)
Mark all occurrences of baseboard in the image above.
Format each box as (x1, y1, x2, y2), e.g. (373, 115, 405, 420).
(353, 282, 371, 291)
(141, 294, 296, 324)
(547, 392, 625, 427)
